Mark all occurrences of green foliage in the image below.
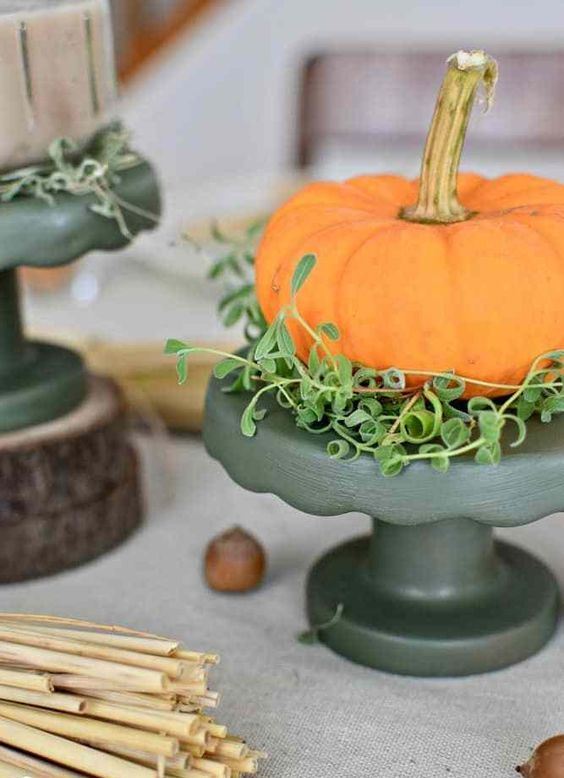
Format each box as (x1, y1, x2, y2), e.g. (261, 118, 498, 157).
(168, 228, 564, 477)
(206, 219, 267, 342)
(297, 603, 344, 645)
(0, 122, 158, 239)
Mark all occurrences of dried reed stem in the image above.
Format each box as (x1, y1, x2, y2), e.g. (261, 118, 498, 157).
(0, 626, 184, 679)
(62, 687, 176, 711)
(6, 625, 178, 656)
(0, 668, 53, 693)
(0, 641, 167, 692)
(0, 716, 154, 778)
(82, 698, 200, 737)
(192, 757, 232, 778)
(0, 744, 85, 778)
(0, 615, 174, 644)
(0, 702, 179, 757)
(0, 685, 85, 714)
(94, 742, 191, 770)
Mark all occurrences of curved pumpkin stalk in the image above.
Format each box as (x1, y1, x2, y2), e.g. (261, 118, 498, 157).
(402, 49, 498, 224)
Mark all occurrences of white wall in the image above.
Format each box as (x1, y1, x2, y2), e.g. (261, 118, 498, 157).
(121, 0, 564, 185)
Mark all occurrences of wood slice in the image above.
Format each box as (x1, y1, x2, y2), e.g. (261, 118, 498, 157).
(0, 377, 131, 520)
(0, 376, 143, 582)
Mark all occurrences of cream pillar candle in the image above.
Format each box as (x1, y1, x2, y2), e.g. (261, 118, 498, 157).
(0, 0, 116, 171)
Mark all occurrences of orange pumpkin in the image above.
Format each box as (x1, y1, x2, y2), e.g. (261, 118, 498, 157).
(255, 51, 564, 397)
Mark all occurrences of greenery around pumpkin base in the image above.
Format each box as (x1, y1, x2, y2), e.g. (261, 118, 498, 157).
(167, 221, 564, 477)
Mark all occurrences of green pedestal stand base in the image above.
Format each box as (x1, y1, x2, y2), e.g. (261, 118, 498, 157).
(0, 342, 86, 432)
(307, 525, 558, 677)
(204, 374, 564, 677)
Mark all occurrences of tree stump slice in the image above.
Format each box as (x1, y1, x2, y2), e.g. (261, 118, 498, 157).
(0, 376, 143, 582)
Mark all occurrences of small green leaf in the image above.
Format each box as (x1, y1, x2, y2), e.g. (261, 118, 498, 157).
(375, 444, 406, 477)
(542, 395, 564, 416)
(211, 220, 228, 243)
(331, 390, 350, 414)
(441, 418, 470, 449)
(260, 357, 277, 374)
(253, 323, 278, 361)
(523, 385, 543, 403)
(297, 406, 319, 425)
(504, 414, 527, 447)
(165, 338, 188, 355)
(344, 409, 372, 428)
(308, 347, 320, 374)
(382, 368, 406, 390)
(208, 260, 227, 280)
(374, 445, 394, 464)
(400, 410, 437, 443)
(475, 442, 501, 466)
(318, 322, 340, 341)
(468, 396, 498, 415)
(213, 357, 242, 380)
(419, 443, 445, 455)
(327, 439, 350, 459)
(222, 303, 245, 327)
(176, 355, 188, 385)
(276, 318, 296, 357)
(431, 455, 450, 473)
(359, 397, 383, 417)
(335, 354, 353, 386)
(478, 410, 502, 443)
(298, 604, 344, 645)
(432, 373, 465, 401)
(359, 419, 386, 445)
(515, 395, 536, 421)
(354, 367, 378, 388)
(291, 254, 317, 296)
(218, 284, 254, 312)
(380, 458, 404, 477)
(241, 403, 258, 437)
(253, 408, 268, 421)
(246, 218, 266, 241)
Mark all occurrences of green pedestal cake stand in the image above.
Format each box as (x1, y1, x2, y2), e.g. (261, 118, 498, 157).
(204, 374, 563, 677)
(0, 161, 160, 432)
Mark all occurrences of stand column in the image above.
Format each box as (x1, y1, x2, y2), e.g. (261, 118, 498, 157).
(0, 269, 86, 432)
(0, 269, 28, 375)
(368, 518, 501, 602)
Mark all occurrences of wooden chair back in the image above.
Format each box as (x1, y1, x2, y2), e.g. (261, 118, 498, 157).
(297, 50, 564, 167)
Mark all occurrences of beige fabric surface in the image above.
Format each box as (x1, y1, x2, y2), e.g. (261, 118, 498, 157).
(0, 432, 563, 777)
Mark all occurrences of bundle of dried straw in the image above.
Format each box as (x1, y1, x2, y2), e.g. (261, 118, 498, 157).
(0, 614, 265, 778)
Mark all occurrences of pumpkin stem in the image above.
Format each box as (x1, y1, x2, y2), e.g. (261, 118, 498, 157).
(401, 50, 498, 224)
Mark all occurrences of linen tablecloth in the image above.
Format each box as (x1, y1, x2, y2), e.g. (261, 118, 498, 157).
(0, 431, 563, 777)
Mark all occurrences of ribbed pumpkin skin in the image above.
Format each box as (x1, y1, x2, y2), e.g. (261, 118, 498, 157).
(255, 173, 564, 397)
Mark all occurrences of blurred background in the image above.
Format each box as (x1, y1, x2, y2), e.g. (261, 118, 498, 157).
(26, 0, 564, 433)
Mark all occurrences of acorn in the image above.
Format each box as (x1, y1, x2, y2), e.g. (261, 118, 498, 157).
(518, 736, 564, 777)
(204, 526, 267, 592)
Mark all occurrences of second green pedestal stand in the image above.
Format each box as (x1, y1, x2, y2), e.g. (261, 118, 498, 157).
(0, 162, 160, 433)
(204, 374, 563, 677)
(0, 158, 160, 582)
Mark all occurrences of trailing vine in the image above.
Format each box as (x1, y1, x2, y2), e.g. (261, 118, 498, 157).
(0, 122, 158, 239)
(168, 226, 564, 477)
